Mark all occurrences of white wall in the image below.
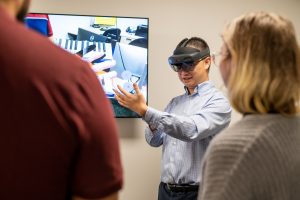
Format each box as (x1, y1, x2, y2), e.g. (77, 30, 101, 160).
(30, 0, 300, 199)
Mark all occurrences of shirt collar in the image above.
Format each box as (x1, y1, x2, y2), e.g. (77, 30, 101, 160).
(184, 80, 214, 95)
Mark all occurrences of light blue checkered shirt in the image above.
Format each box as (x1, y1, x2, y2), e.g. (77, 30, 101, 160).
(143, 81, 231, 185)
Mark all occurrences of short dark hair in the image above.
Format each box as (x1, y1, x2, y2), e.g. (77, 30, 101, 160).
(176, 37, 210, 52)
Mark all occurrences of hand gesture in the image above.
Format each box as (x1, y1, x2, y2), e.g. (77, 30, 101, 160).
(113, 83, 147, 116)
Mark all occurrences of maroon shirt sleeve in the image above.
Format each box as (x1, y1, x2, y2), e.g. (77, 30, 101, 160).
(67, 63, 123, 198)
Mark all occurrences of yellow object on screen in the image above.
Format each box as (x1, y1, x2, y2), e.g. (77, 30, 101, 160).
(95, 17, 116, 26)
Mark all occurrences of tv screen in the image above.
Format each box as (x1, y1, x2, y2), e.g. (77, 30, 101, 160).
(25, 13, 149, 118)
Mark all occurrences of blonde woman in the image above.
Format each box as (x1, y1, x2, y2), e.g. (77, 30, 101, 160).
(198, 11, 300, 200)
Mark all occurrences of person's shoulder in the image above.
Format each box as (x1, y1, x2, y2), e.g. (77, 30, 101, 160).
(22, 26, 93, 88)
(202, 81, 229, 101)
(244, 114, 300, 147)
(208, 117, 261, 154)
(210, 114, 300, 155)
(23, 25, 90, 77)
(206, 114, 300, 177)
(202, 83, 231, 111)
(1, 16, 89, 79)
(169, 92, 187, 103)
(210, 86, 228, 99)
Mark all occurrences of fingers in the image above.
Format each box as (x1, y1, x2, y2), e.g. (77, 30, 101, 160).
(117, 84, 131, 96)
(113, 84, 143, 111)
(113, 88, 122, 99)
(114, 94, 128, 108)
(113, 87, 129, 107)
(133, 83, 141, 95)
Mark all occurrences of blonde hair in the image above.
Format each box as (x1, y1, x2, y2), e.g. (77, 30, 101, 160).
(223, 11, 300, 115)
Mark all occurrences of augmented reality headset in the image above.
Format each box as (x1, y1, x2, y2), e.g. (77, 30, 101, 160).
(168, 47, 210, 72)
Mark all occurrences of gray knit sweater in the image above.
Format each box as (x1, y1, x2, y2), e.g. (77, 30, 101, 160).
(198, 114, 300, 200)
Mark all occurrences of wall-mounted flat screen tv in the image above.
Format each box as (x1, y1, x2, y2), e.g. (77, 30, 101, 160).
(25, 13, 149, 118)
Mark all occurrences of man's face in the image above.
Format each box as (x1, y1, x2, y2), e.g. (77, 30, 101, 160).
(16, 0, 31, 22)
(177, 57, 210, 92)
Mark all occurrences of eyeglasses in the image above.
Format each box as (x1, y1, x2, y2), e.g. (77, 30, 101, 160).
(211, 51, 230, 67)
(211, 52, 221, 67)
(170, 59, 202, 72)
(212, 42, 232, 67)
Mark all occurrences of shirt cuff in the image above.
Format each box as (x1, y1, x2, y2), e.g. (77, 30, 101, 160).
(142, 107, 163, 130)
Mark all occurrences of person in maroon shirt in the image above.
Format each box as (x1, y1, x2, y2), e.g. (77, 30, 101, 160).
(0, 0, 123, 200)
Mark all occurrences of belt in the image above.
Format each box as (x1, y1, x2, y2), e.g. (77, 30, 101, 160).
(163, 182, 199, 193)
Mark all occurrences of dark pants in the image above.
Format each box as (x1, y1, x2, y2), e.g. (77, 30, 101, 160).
(158, 182, 198, 200)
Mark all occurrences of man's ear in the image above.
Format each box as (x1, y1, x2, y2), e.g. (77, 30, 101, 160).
(15, 0, 23, 11)
(6, 0, 23, 15)
(0, 0, 22, 17)
(204, 57, 211, 70)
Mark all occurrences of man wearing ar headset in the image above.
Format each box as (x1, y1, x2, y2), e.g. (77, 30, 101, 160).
(114, 37, 231, 200)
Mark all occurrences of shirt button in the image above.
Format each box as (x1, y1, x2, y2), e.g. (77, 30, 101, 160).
(173, 141, 176, 145)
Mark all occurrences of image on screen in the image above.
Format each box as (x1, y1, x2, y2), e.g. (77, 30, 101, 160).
(25, 13, 149, 118)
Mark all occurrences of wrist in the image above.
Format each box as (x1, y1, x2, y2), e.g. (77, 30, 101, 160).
(139, 105, 148, 117)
